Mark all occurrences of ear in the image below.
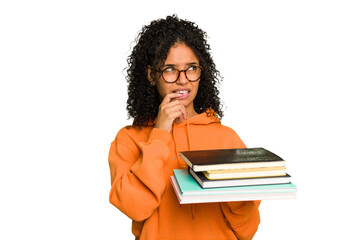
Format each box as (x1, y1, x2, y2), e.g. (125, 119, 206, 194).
(147, 66, 156, 86)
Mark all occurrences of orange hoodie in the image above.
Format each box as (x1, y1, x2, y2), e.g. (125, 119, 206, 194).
(109, 112, 260, 240)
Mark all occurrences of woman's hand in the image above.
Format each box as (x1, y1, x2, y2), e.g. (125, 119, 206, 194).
(154, 93, 188, 132)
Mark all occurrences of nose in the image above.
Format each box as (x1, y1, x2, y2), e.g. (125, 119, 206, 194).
(177, 70, 188, 84)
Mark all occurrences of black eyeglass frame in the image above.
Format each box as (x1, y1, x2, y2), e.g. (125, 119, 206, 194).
(153, 65, 203, 83)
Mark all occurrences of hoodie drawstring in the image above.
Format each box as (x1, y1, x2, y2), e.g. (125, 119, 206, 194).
(171, 123, 182, 168)
(186, 122, 192, 151)
(172, 121, 197, 219)
(185, 122, 196, 219)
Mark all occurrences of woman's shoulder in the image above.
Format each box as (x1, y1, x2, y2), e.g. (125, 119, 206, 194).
(207, 123, 246, 148)
(205, 121, 238, 135)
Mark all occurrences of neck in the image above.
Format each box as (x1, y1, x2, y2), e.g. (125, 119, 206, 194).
(187, 105, 198, 118)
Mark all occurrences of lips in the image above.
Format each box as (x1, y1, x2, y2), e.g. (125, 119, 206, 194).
(173, 89, 191, 94)
(174, 90, 190, 94)
(173, 89, 191, 99)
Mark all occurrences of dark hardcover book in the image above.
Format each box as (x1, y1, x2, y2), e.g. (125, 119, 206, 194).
(189, 168, 291, 188)
(179, 147, 285, 172)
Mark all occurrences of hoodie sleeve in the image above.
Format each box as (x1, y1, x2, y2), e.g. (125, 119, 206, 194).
(221, 201, 261, 240)
(108, 127, 171, 221)
(220, 128, 261, 240)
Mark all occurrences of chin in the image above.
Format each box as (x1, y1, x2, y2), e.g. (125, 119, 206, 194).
(180, 99, 194, 109)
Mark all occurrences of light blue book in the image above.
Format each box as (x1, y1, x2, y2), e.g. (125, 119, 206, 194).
(173, 169, 297, 196)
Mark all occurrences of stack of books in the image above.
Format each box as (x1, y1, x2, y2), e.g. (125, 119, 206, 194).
(170, 147, 297, 204)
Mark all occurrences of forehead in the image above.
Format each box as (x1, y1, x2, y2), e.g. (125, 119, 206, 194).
(164, 43, 199, 65)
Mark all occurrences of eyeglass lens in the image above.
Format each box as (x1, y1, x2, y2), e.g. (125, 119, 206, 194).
(162, 66, 201, 83)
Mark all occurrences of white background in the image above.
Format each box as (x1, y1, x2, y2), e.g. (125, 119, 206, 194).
(1, 0, 359, 239)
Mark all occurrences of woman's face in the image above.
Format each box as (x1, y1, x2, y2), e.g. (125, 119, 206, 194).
(150, 42, 200, 113)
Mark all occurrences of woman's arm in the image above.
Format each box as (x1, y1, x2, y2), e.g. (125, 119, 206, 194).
(220, 129, 261, 239)
(108, 128, 171, 221)
(109, 92, 187, 221)
(221, 201, 261, 240)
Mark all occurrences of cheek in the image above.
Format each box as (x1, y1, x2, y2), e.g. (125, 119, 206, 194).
(156, 84, 169, 99)
(192, 83, 200, 96)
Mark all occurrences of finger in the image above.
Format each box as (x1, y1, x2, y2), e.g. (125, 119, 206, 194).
(161, 99, 183, 108)
(162, 93, 183, 104)
(162, 103, 187, 120)
(164, 103, 186, 115)
(169, 109, 185, 120)
(159, 99, 184, 114)
(180, 104, 187, 120)
(170, 104, 187, 120)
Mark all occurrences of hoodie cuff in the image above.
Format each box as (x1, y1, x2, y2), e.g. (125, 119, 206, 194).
(147, 128, 172, 145)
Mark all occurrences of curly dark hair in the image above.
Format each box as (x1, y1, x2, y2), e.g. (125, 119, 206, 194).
(126, 14, 223, 126)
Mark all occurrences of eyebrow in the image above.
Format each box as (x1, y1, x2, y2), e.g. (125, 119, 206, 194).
(162, 62, 199, 67)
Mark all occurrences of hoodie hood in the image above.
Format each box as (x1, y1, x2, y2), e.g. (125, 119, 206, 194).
(171, 110, 221, 166)
(175, 109, 221, 128)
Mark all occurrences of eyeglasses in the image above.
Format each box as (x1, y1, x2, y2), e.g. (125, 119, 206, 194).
(154, 65, 202, 83)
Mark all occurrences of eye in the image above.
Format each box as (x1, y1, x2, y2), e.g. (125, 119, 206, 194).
(187, 66, 199, 71)
(163, 67, 176, 72)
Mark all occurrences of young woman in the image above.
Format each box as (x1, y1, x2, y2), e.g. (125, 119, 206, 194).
(108, 15, 260, 240)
